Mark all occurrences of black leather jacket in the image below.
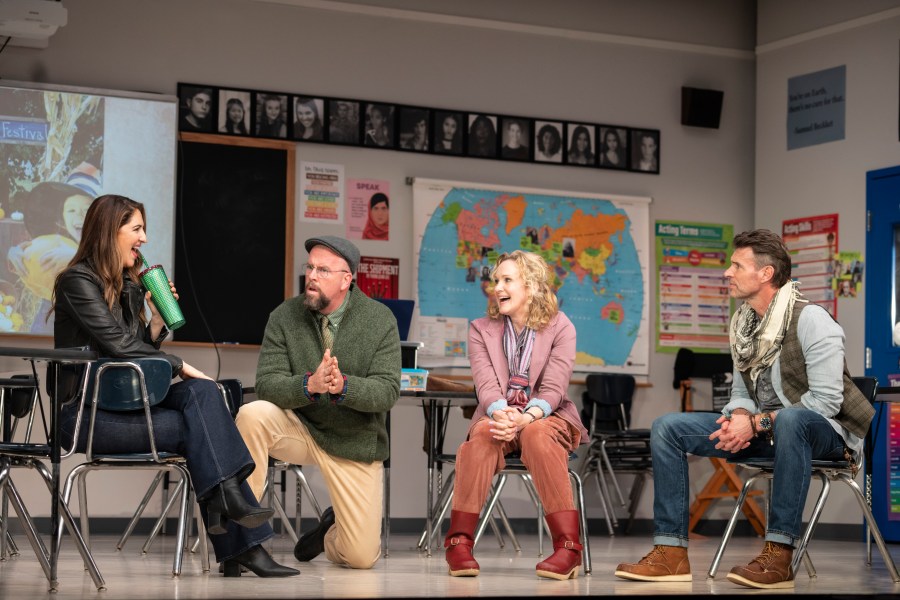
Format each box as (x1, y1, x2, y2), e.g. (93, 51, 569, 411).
(54, 261, 183, 375)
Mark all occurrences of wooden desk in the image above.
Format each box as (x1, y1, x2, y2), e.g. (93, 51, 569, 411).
(397, 390, 477, 556)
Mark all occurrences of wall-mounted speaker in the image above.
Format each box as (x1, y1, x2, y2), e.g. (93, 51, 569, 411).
(681, 87, 724, 129)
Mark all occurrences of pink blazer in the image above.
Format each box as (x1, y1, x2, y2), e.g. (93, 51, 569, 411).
(466, 311, 588, 444)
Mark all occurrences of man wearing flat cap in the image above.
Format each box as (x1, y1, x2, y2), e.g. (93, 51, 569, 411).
(236, 235, 401, 569)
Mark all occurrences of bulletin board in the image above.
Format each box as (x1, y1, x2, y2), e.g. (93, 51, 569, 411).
(172, 133, 294, 346)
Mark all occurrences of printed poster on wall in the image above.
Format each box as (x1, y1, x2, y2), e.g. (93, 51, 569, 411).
(346, 179, 390, 240)
(782, 213, 838, 317)
(299, 161, 344, 223)
(786, 65, 846, 150)
(833, 250, 863, 299)
(655, 221, 733, 353)
(356, 256, 399, 299)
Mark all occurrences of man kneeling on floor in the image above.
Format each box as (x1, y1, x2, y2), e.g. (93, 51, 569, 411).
(615, 229, 873, 590)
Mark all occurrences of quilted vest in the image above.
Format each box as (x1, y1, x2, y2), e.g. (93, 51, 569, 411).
(738, 303, 873, 439)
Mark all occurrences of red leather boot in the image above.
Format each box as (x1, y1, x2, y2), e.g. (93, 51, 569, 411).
(536, 509, 583, 580)
(444, 510, 480, 577)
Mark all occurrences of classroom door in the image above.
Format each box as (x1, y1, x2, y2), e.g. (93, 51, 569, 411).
(865, 165, 900, 384)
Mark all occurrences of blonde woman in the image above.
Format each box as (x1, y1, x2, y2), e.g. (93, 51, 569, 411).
(444, 250, 588, 580)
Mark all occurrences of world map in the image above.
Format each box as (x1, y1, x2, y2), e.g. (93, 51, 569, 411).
(413, 181, 650, 374)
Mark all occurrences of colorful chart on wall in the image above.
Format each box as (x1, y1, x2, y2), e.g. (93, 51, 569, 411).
(412, 178, 651, 374)
(655, 221, 734, 353)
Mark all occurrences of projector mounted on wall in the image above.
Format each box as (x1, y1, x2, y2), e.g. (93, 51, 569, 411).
(0, 0, 67, 49)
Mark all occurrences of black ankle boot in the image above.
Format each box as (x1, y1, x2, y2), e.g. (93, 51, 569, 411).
(207, 477, 274, 535)
(223, 545, 300, 578)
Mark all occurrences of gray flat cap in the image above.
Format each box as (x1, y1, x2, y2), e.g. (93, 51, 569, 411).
(304, 235, 360, 275)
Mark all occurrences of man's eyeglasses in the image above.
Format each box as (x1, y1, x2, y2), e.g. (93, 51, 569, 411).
(303, 263, 350, 279)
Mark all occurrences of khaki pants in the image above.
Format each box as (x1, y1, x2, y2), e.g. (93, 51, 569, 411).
(235, 400, 383, 569)
(452, 415, 581, 515)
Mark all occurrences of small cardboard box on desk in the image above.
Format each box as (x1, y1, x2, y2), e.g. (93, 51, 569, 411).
(401, 368, 428, 391)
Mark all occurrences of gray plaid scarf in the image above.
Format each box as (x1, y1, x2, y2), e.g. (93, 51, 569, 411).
(730, 280, 806, 387)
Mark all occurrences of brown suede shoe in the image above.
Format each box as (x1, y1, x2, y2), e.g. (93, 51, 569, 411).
(726, 541, 795, 589)
(614, 545, 691, 582)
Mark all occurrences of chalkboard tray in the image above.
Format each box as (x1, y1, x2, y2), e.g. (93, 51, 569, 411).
(172, 133, 295, 346)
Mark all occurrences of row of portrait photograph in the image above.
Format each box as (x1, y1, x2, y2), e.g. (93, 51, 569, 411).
(178, 83, 661, 174)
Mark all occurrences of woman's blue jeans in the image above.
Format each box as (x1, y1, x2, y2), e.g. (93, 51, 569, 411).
(61, 378, 273, 562)
(650, 407, 846, 548)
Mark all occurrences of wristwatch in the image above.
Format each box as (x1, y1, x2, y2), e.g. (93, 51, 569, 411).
(757, 412, 774, 444)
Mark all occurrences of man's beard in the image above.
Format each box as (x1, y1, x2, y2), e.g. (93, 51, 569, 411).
(303, 287, 329, 312)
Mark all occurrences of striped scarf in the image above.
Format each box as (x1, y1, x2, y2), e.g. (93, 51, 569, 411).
(730, 280, 806, 388)
(503, 316, 536, 409)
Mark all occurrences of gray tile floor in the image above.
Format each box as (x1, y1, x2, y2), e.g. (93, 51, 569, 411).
(1, 531, 898, 599)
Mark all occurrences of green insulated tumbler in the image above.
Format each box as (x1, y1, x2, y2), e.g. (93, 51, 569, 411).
(139, 265, 186, 330)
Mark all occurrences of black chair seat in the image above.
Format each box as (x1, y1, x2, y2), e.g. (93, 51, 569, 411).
(727, 457, 850, 470)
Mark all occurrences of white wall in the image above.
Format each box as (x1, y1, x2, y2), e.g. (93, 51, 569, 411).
(755, 2, 900, 526)
(2, 0, 757, 522)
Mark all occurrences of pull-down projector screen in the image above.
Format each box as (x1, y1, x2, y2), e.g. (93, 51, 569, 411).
(0, 80, 177, 336)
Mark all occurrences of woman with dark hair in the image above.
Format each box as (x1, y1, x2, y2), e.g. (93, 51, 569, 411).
(535, 124, 562, 162)
(600, 128, 626, 168)
(293, 97, 324, 141)
(468, 115, 497, 158)
(435, 112, 463, 154)
(362, 192, 389, 240)
(444, 250, 588, 580)
(220, 98, 248, 135)
(566, 126, 594, 165)
(51, 195, 299, 579)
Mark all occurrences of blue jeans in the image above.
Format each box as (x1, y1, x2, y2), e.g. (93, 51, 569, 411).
(650, 407, 846, 548)
(61, 378, 273, 562)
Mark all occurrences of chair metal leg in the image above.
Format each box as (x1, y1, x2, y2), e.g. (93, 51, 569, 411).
(568, 468, 592, 575)
(117, 471, 165, 550)
(600, 441, 627, 507)
(589, 461, 618, 535)
(840, 472, 900, 582)
(142, 477, 185, 554)
(474, 474, 508, 547)
(418, 470, 455, 550)
(491, 494, 522, 552)
(707, 470, 763, 578)
(30, 460, 106, 589)
(272, 492, 299, 543)
(170, 464, 192, 577)
(194, 498, 210, 572)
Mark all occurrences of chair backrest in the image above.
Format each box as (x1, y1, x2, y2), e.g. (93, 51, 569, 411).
(851, 375, 878, 405)
(0, 374, 38, 443)
(88, 358, 173, 412)
(582, 373, 637, 434)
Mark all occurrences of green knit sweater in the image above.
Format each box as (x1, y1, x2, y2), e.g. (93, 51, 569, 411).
(255, 285, 401, 463)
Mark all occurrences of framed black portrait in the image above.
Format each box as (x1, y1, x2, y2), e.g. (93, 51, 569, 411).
(327, 99, 361, 145)
(598, 126, 628, 170)
(217, 88, 251, 136)
(499, 116, 531, 161)
(467, 113, 498, 158)
(363, 102, 396, 149)
(254, 92, 289, 139)
(630, 128, 660, 174)
(178, 83, 215, 133)
(398, 106, 431, 152)
(433, 110, 465, 155)
(291, 96, 326, 142)
(534, 120, 563, 163)
(565, 123, 596, 167)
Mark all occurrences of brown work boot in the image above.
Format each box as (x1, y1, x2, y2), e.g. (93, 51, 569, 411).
(614, 545, 691, 582)
(726, 541, 794, 589)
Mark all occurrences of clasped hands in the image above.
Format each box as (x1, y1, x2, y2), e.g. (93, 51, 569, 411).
(709, 413, 753, 453)
(489, 407, 533, 442)
(306, 349, 344, 396)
